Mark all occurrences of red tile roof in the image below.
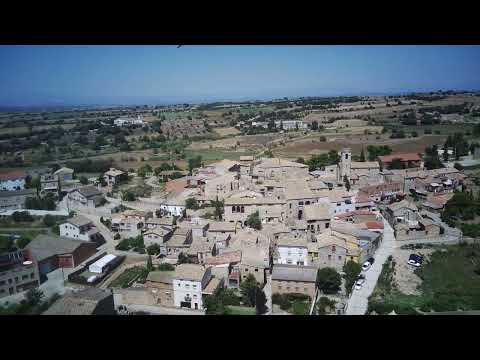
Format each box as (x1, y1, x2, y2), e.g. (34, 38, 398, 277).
(205, 250, 242, 266)
(0, 170, 27, 181)
(377, 153, 421, 163)
(365, 221, 384, 230)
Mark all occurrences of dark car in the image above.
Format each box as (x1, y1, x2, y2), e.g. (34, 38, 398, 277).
(368, 257, 375, 264)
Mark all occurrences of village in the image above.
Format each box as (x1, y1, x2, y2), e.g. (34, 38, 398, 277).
(0, 136, 471, 315)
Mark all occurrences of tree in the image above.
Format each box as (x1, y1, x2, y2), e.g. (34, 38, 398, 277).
(188, 155, 202, 173)
(240, 274, 257, 307)
(43, 214, 56, 227)
(185, 197, 199, 210)
(25, 288, 44, 307)
(157, 263, 175, 271)
(79, 176, 88, 185)
(367, 145, 392, 161)
(296, 157, 305, 164)
(359, 148, 366, 162)
(122, 191, 136, 202)
(12, 211, 33, 222)
(211, 199, 224, 220)
(205, 287, 241, 315)
(311, 121, 319, 131)
(245, 211, 262, 230)
(255, 287, 268, 315)
(343, 260, 362, 296)
(146, 244, 160, 255)
(146, 255, 154, 272)
(177, 252, 193, 264)
(137, 164, 153, 178)
(264, 150, 274, 158)
(343, 175, 351, 192)
(316, 267, 341, 294)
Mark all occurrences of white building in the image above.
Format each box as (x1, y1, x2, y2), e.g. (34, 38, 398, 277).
(89, 254, 117, 274)
(172, 264, 212, 310)
(275, 237, 309, 266)
(114, 116, 144, 127)
(274, 120, 308, 130)
(0, 170, 27, 191)
(60, 215, 100, 242)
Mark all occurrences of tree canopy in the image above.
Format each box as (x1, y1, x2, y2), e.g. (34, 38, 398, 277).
(245, 211, 262, 230)
(316, 267, 341, 294)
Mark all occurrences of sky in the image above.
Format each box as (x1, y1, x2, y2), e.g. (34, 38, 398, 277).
(0, 45, 479, 107)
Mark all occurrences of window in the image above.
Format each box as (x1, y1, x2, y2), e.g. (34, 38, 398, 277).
(22, 275, 28, 280)
(299, 201, 304, 206)
(241, 206, 245, 213)
(325, 222, 330, 229)
(245, 268, 248, 271)
(255, 268, 258, 272)
(338, 256, 342, 260)
(331, 245, 336, 252)
(232, 206, 236, 213)
(328, 255, 331, 260)
(185, 284, 190, 289)
(192, 284, 197, 289)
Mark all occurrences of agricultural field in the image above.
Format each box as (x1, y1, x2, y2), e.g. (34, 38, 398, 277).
(212, 127, 241, 137)
(184, 149, 255, 162)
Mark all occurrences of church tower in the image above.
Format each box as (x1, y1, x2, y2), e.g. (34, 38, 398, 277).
(339, 148, 352, 182)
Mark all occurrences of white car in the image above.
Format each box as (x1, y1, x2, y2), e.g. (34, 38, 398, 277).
(407, 259, 421, 267)
(361, 261, 371, 272)
(355, 276, 366, 290)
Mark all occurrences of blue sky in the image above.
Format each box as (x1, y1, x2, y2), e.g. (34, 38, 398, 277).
(0, 45, 479, 106)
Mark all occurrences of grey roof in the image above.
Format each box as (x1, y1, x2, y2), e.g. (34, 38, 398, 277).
(43, 288, 113, 315)
(0, 189, 36, 198)
(146, 271, 174, 284)
(272, 264, 317, 283)
(331, 222, 380, 242)
(26, 235, 88, 262)
(67, 215, 91, 227)
(77, 186, 102, 198)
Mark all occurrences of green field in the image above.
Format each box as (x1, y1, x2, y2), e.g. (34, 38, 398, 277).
(225, 305, 256, 315)
(368, 244, 480, 314)
(109, 266, 149, 288)
(185, 149, 255, 161)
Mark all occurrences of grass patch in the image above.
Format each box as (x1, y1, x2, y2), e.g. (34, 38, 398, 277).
(272, 293, 311, 315)
(109, 266, 149, 288)
(369, 244, 480, 314)
(224, 305, 256, 315)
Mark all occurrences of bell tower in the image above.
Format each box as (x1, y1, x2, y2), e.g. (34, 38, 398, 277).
(339, 148, 351, 182)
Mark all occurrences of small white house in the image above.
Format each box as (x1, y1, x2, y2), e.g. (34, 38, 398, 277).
(60, 215, 100, 241)
(172, 264, 212, 310)
(275, 237, 309, 266)
(89, 254, 117, 274)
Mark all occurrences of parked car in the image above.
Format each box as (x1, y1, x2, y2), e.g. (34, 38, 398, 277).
(362, 261, 371, 272)
(355, 275, 366, 290)
(368, 257, 375, 264)
(407, 254, 423, 267)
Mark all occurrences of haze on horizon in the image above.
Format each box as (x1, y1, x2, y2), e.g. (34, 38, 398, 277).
(0, 45, 479, 107)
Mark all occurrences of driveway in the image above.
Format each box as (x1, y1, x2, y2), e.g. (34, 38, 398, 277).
(346, 215, 395, 315)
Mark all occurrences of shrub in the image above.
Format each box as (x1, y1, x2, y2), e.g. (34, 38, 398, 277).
(43, 214, 56, 227)
(319, 136, 327, 142)
(146, 243, 161, 255)
(157, 263, 175, 271)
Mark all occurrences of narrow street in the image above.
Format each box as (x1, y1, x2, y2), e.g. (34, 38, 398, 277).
(345, 215, 395, 315)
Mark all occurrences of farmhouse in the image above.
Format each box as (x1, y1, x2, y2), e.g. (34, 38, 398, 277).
(0, 189, 36, 211)
(68, 186, 104, 207)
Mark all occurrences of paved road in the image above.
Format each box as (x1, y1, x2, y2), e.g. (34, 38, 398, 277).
(346, 215, 395, 315)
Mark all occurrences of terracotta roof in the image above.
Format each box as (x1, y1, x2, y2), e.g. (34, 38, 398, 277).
(365, 221, 384, 230)
(205, 251, 242, 266)
(377, 153, 421, 163)
(0, 170, 27, 181)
